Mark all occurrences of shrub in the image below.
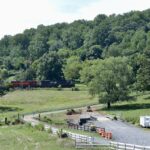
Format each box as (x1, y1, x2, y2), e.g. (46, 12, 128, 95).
(71, 87, 79, 91)
(35, 124, 45, 131)
(47, 127, 53, 134)
(57, 85, 62, 91)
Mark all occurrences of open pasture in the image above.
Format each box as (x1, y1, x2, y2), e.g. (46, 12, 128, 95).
(0, 88, 98, 118)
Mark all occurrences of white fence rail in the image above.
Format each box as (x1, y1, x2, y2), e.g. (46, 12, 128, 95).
(75, 140, 150, 149)
(75, 142, 107, 149)
(67, 132, 94, 143)
(110, 142, 150, 150)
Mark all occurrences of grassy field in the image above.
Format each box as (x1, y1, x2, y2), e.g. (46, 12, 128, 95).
(0, 88, 98, 118)
(0, 88, 108, 150)
(0, 125, 76, 150)
(0, 125, 109, 150)
(101, 92, 150, 125)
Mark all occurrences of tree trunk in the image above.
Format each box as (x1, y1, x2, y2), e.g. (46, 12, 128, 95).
(107, 102, 111, 109)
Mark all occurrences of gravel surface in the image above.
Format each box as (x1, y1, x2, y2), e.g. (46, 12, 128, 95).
(91, 113, 150, 146)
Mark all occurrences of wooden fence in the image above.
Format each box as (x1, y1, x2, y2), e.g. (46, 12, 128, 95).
(110, 142, 150, 150)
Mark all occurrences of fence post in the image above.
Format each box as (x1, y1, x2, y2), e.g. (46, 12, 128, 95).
(75, 139, 76, 148)
(38, 114, 41, 120)
(18, 113, 20, 120)
(110, 142, 113, 150)
(110, 142, 111, 150)
(5, 117, 7, 124)
(117, 142, 119, 149)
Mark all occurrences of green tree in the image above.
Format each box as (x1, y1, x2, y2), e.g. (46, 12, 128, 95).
(136, 53, 150, 91)
(83, 57, 132, 109)
(35, 51, 63, 81)
(63, 56, 82, 81)
(86, 45, 103, 60)
(28, 34, 48, 60)
(16, 68, 36, 81)
(80, 60, 99, 84)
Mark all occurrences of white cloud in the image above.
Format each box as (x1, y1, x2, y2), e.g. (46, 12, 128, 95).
(0, 0, 150, 38)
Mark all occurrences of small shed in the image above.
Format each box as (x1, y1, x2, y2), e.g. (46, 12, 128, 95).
(140, 116, 150, 127)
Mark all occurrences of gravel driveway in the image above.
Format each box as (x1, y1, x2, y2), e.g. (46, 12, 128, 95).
(92, 113, 150, 146)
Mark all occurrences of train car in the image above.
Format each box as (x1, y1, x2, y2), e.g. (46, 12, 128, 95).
(11, 80, 74, 88)
(40, 80, 75, 88)
(40, 80, 58, 88)
(59, 80, 75, 88)
(11, 81, 20, 87)
(11, 81, 37, 88)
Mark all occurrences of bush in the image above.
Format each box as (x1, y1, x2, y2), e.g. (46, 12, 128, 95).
(12, 119, 24, 125)
(43, 116, 52, 124)
(47, 127, 53, 134)
(26, 123, 32, 128)
(35, 124, 45, 131)
(90, 125, 96, 131)
(66, 109, 76, 115)
(71, 87, 79, 91)
(57, 85, 62, 91)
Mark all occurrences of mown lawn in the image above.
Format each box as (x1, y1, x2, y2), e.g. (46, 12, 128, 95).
(101, 92, 150, 125)
(0, 88, 98, 118)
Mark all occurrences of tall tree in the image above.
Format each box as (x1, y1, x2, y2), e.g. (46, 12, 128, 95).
(82, 57, 132, 109)
(35, 51, 63, 81)
(63, 56, 82, 81)
(136, 52, 150, 91)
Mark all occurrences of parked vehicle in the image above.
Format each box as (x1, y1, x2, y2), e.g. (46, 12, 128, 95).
(140, 116, 150, 127)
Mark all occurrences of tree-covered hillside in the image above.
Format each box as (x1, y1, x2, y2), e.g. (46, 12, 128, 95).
(0, 9, 150, 93)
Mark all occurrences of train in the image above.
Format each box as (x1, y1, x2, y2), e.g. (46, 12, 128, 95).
(11, 80, 75, 88)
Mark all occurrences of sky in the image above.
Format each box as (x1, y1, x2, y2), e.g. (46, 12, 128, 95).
(0, 0, 150, 39)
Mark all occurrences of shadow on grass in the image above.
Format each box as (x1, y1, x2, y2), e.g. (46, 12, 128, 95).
(144, 96, 150, 100)
(0, 106, 22, 113)
(102, 103, 150, 111)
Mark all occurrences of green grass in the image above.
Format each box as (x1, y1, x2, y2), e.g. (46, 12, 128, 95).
(0, 125, 108, 150)
(0, 88, 98, 118)
(101, 92, 150, 125)
(0, 125, 76, 150)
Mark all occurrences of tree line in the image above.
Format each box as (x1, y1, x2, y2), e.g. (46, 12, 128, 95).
(0, 9, 150, 107)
